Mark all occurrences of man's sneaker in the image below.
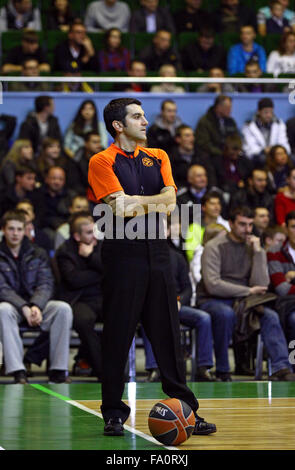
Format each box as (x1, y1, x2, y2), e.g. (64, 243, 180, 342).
(48, 370, 72, 384)
(104, 418, 124, 436)
(193, 414, 217, 435)
(269, 368, 295, 381)
(216, 371, 232, 382)
(195, 367, 214, 382)
(13, 370, 28, 384)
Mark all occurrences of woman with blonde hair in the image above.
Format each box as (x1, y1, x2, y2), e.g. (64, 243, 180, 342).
(0, 139, 35, 187)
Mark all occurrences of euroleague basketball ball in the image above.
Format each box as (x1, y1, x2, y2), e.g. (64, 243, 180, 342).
(148, 398, 195, 446)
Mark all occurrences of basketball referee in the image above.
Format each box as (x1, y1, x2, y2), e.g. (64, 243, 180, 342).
(88, 98, 216, 437)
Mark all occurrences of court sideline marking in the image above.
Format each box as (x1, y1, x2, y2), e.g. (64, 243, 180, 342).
(30, 384, 178, 450)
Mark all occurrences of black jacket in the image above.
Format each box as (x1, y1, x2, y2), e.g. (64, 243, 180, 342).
(169, 147, 217, 189)
(213, 4, 257, 33)
(37, 185, 77, 231)
(0, 185, 40, 219)
(230, 187, 274, 220)
(174, 8, 213, 33)
(286, 116, 295, 155)
(18, 112, 62, 154)
(139, 43, 181, 71)
(181, 42, 226, 72)
(55, 237, 103, 307)
(0, 114, 16, 163)
(130, 7, 175, 33)
(0, 237, 54, 312)
(214, 154, 253, 194)
(53, 40, 98, 72)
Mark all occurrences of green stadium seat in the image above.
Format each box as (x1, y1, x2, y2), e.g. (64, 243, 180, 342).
(262, 34, 281, 55)
(97, 70, 128, 91)
(46, 31, 67, 52)
(1, 31, 45, 54)
(133, 32, 155, 55)
(217, 32, 240, 51)
(177, 32, 198, 50)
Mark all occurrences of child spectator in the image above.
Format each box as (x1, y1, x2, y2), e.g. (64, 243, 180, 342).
(266, 0, 291, 34)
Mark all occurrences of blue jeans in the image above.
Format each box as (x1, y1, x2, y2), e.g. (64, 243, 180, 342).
(201, 299, 292, 374)
(142, 306, 214, 370)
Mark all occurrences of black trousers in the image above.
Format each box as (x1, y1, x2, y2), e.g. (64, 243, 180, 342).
(100, 239, 199, 423)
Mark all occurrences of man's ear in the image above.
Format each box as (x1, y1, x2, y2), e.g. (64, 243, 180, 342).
(112, 120, 123, 133)
(73, 232, 80, 242)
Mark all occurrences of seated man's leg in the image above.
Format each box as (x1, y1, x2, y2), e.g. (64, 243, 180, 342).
(200, 299, 236, 375)
(260, 307, 295, 378)
(180, 306, 214, 371)
(286, 311, 295, 372)
(0, 302, 24, 375)
(41, 301, 72, 378)
(141, 326, 160, 381)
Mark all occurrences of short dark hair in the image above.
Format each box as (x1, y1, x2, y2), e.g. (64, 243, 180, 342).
(69, 211, 93, 235)
(214, 94, 232, 108)
(201, 190, 223, 206)
(84, 131, 100, 142)
(103, 98, 141, 138)
(262, 225, 285, 244)
(229, 206, 255, 222)
(175, 124, 192, 138)
(258, 97, 274, 110)
(224, 133, 242, 149)
(35, 95, 53, 113)
(199, 28, 215, 38)
(286, 210, 295, 226)
(1, 209, 26, 229)
(161, 99, 176, 111)
(22, 31, 38, 44)
(15, 165, 36, 177)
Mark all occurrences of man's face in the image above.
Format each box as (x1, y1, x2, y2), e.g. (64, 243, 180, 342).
(217, 99, 232, 118)
(71, 198, 89, 213)
(154, 31, 171, 51)
(203, 197, 221, 219)
(77, 221, 95, 244)
(224, 143, 241, 161)
(177, 128, 195, 151)
(254, 208, 270, 231)
(199, 35, 214, 51)
(23, 60, 39, 77)
(240, 27, 255, 45)
(287, 219, 295, 246)
(258, 107, 273, 124)
(17, 202, 35, 221)
(187, 165, 207, 189)
(210, 68, 224, 78)
(245, 64, 261, 78)
(46, 168, 65, 192)
(162, 102, 177, 124)
(17, 173, 36, 192)
(250, 171, 267, 193)
(70, 25, 86, 45)
(120, 103, 148, 142)
(230, 215, 253, 243)
(141, 0, 158, 12)
(129, 61, 146, 77)
(3, 220, 25, 248)
(22, 40, 38, 54)
(86, 135, 102, 155)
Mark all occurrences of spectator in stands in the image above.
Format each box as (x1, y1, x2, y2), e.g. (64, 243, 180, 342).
(53, 20, 97, 73)
(147, 99, 182, 153)
(55, 195, 90, 249)
(114, 60, 150, 92)
(198, 205, 295, 382)
(197, 67, 236, 94)
(214, 134, 253, 196)
(150, 64, 186, 94)
(0, 140, 35, 189)
(258, 0, 295, 36)
(262, 224, 286, 250)
(0, 0, 41, 31)
(8, 58, 50, 92)
(0, 115, 16, 164)
(98, 28, 131, 72)
(16, 201, 52, 254)
(177, 164, 214, 211)
(64, 100, 108, 158)
(139, 29, 181, 71)
(195, 95, 238, 160)
(267, 31, 295, 77)
(253, 207, 271, 238)
(0, 166, 39, 218)
(213, 0, 257, 33)
(266, 0, 291, 34)
(173, 0, 213, 33)
(19, 96, 62, 155)
(2, 30, 50, 74)
(265, 145, 293, 192)
(55, 212, 103, 380)
(85, 0, 131, 33)
(185, 190, 230, 263)
(46, 0, 77, 32)
(181, 28, 226, 73)
(227, 25, 267, 75)
(275, 167, 295, 225)
(230, 169, 274, 218)
(242, 98, 291, 165)
(129, 0, 175, 33)
(238, 61, 278, 93)
(0, 209, 72, 384)
(38, 166, 77, 243)
(36, 138, 67, 184)
(55, 61, 94, 93)
(74, 131, 102, 162)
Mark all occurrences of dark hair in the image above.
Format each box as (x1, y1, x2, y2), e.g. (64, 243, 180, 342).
(175, 124, 192, 138)
(229, 206, 255, 222)
(22, 31, 38, 44)
(224, 133, 242, 149)
(262, 225, 286, 244)
(49, 0, 73, 22)
(103, 98, 141, 138)
(69, 18, 85, 33)
(258, 97, 274, 110)
(84, 131, 101, 142)
(214, 94, 232, 107)
(69, 210, 92, 235)
(201, 190, 223, 206)
(161, 99, 176, 111)
(199, 28, 215, 38)
(15, 165, 36, 177)
(286, 210, 295, 226)
(35, 95, 52, 113)
(72, 100, 98, 137)
(278, 31, 295, 55)
(103, 27, 123, 52)
(1, 209, 26, 229)
(265, 145, 293, 175)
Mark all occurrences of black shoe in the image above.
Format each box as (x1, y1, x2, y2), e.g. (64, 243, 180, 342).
(48, 370, 72, 384)
(104, 418, 124, 436)
(269, 368, 295, 381)
(234, 364, 253, 376)
(195, 367, 214, 382)
(146, 368, 161, 382)
(193, 414, 217, 435)
(215, 371, 232, 382)
(13, 370, 28, 384)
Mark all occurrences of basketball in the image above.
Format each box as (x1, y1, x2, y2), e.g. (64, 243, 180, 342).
(148, 398, 196, 446)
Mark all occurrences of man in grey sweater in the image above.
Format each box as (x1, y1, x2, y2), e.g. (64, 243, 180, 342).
(198, 206, 295, 382)
(84, 0, 131, 32)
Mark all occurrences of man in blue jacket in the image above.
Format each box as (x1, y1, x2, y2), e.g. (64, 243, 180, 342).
(227, 25, 267, 75)
(0, 209, 72, 384)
